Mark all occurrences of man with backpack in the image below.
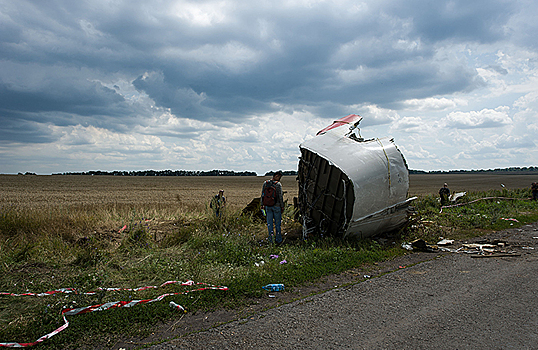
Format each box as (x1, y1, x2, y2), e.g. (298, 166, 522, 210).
(261, 171, 284, 244)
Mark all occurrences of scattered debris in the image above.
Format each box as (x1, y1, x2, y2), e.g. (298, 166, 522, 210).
(471, 253, 521, 258)
(437, 239, 454, 245)
(411, 239, 430, 251)
(450, 191, 466, 202)
(401, 242, 413, 251)
(400, 237, 525, 258)
(500, 217, 519, 222)
(169, 301, 186, 312)
(262, 284, 285, 292)
(439, 196, 525, 213)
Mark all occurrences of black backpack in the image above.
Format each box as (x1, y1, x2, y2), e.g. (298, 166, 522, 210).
(262, 180, 277, 206)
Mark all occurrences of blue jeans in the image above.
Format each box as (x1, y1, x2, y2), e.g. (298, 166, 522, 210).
(265, 206, 282, 243)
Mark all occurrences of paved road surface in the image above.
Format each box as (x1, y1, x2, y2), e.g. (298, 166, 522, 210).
(150, 223, 538, 350)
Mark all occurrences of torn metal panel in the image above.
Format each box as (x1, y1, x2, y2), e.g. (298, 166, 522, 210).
(298, 114, 414, 239)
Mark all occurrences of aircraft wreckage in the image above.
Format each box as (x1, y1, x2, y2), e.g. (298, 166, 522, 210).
(297, 114, 416, 239)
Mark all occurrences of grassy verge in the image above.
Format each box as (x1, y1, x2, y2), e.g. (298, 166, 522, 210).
(1, 189, 537, 349)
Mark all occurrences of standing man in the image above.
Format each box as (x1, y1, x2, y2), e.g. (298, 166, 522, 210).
(261, 171, 284, 244)
(439, 183, 450, 206)
(210, 189, 226, 217)
(532, 182, 538, 200)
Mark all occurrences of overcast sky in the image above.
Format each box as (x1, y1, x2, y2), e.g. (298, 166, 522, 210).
(1, 0, 537, 175)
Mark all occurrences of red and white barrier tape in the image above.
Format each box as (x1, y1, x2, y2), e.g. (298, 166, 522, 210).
(0, 280, 227, 348)
(0, 280, 206, 297)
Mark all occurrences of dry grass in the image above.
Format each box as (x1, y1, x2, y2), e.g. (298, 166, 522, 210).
(0, 175, 298, 211)
(0, 175, 298, 239)
(2, 173, 534, 211)
(2, 173, 535, 236)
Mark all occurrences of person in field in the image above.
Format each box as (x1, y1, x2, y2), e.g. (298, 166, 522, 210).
(210, 189, 226, 217)
(439, 183, 450, 206)
(261, 171, 284, 244)
(531, 182, 538, 200)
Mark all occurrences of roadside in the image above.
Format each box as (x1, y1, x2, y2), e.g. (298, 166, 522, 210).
(111, 221, 538, 350)
(110, 250, 439, 349)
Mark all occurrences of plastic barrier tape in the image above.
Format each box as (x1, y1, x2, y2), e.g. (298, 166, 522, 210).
(0, 280, 227, 348)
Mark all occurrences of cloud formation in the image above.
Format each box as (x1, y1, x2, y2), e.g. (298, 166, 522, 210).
(1, 0, 537, 174)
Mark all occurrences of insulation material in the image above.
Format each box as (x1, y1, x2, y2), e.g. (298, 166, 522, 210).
(298, 114, 414, 239)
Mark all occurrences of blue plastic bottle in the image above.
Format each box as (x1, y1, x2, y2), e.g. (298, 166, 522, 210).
(262, 284, 285, 291)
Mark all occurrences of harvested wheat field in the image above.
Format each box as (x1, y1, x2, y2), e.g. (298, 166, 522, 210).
(0, 175, 297, 212)
(1, 173, 536, 211)
(408, 173, 537, 196)
(0, 175, 300, 240)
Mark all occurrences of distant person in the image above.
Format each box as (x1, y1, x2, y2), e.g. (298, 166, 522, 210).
(261, 171, 284, 244)
(210, 189, 226, 217)
(532, 182, 538, 200)
(439, 183, 450, 206)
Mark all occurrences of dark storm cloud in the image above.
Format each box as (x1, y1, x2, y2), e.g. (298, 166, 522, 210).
(385, 0, 513, 43)
(125, 0, 505, 117)
(0, 0, 528, 138)
(0, 115, 56, 143)
(0, 79, 124, 116)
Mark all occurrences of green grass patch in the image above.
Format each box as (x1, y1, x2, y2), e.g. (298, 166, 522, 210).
(1, 189, 537, 348)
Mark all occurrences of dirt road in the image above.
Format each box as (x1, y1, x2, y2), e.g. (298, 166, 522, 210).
(146, 222, 538, 350)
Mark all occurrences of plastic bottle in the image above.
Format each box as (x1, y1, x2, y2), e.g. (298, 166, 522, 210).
(262, 284, 285, 292)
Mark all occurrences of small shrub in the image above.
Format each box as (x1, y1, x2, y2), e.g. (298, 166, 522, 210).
(161, 226, 195, 247)
(121, 222, 153, 249)
(72, 246, 105, 267)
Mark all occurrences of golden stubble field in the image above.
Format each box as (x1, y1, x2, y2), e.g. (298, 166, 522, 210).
(1, 174, 537, 211)
(0, 175, 297, 212)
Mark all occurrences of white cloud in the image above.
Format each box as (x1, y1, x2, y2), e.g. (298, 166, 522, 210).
(171, 0, 229, 27)
(494, 134, 536, 149)
(443, 107, 512, 129)
(54, 125, 165, 152)
(390, 116, 430, 134)
(401, 97, 467, 111)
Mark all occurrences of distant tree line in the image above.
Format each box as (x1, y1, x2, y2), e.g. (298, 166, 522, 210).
(410, 166, 538, 175)
(16, 167, 535, 176)
(264, 170, 298, 176)
(53, 169, 259, 176)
